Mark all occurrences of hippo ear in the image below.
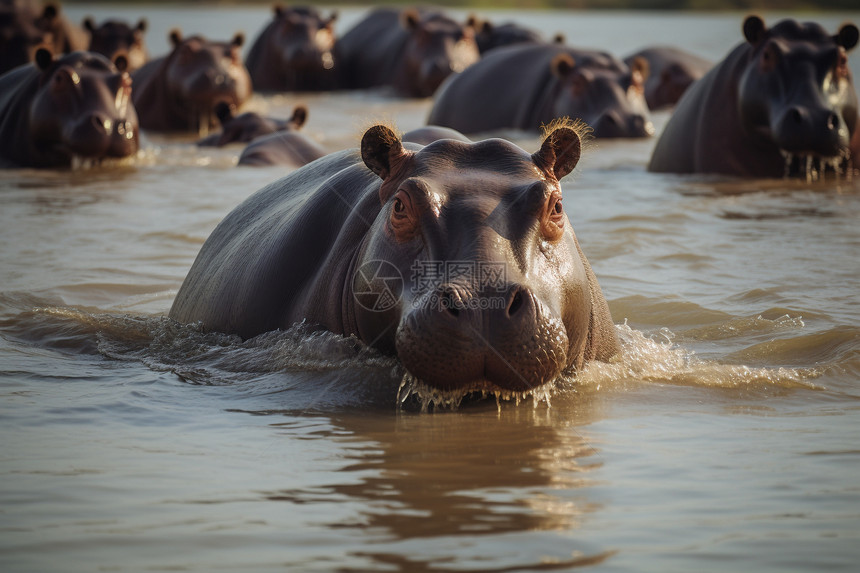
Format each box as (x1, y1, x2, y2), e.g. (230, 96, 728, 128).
(291, 105, 308, 129)
(553, 33, 566, 45)
(42, 4, 58, 22)
(136, 19, 147, 33)
(273, 4, 284, 18)
(630, 55, 650, 80)
(83, 17, 95, 33)
(835, 23, 859, 51)
(362, 125, 407, 182)
(533, 124, 582, 181)
(169, 29, 183, 47)
(214, 102, 234, 125)
(465, 14, 479, 30)
(231, 33, 245, 48)
(35, 48, 53, 71)
(743, 15, 767, 45)
(114, 54, 128, 73)
(551, 53, 576, 78)
(401, 9, 421, 31)
(326, 11, 339, 26)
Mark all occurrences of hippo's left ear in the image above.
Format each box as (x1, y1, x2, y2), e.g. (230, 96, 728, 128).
(835, 23, 859, 52)
(362, 125, 410, 185)
(83, 17, 95, 33)
(533, 125, 582, 181)
(291, 105, 308, 129)
(326, 11, 338, 26)
(551, 53, 575, 78)
(169, 29, 183, 47)
(231, 33, 245, 48)
(553, 33, 566, 45)
(630, 55, 650, 81)
(136, 19, 147, 33)
(401, 9, 421, 31)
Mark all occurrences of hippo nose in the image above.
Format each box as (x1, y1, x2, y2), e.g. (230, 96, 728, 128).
(776, 106, 847, 156)
(594, 111, 653, 138)
(435, 283, 534, 326)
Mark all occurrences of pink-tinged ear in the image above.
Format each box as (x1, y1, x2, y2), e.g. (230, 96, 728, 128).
(533, 125, 581, 181)
(551, 52, 575, 78)
(743, 15, 767, 46)
(835, 23, 859, 51)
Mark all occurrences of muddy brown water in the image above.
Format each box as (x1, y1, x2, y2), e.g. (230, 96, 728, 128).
(1, 6, 859, 573)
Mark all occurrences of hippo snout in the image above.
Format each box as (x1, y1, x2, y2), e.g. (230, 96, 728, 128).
(593, 110, 654, 138)
(395, 283, 568, 392)
(66, 113, 139, 159)
(774, 105, 848, 158)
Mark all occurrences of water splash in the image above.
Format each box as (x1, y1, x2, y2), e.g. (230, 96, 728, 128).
(396, 373, 554, 413)
(780, 150, 851, 183)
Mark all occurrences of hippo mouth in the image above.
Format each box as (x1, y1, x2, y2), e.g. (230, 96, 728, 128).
(779, 149, 852, 182)
(396, 371, 558, 412)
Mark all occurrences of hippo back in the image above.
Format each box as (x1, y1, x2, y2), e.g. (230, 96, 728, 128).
(170, 149, 378, 338)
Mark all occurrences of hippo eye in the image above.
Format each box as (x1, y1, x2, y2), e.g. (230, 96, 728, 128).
(541, 192, 565, 241)
(389, 190, 420, 242)
(553, 200, 563, 215)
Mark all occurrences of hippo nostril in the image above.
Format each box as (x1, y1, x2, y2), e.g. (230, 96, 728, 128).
(440, 290, 459, 317)
(90, 115, 110, 133)
(826, 112, 838, 131)
(507, 290, 523, 317)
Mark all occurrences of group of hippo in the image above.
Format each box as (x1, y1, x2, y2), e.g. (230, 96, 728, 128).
(2, 2, 859, 402)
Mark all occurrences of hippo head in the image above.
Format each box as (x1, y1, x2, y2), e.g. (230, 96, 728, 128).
(28, 49, 139, 165)
(399, 10, 481, 98)
(737, 16, 859, 174)
(84, 17, 148, 72)
(353, 122, 609, 393)
(551, 51, 654, 138)
(269, 6, 337, 71)
(164, 30, 252, 129)
(204, 101, 307, 146)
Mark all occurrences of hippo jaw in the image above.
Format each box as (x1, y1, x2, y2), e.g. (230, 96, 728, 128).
(394, 285, 573, 393)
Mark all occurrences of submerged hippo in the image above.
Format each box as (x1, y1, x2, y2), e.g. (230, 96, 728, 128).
(170, 122, 619, 394)
(197, 101, 308, 147)
(84, 17, 148, 72)
(33, 2, 88, 56)
(245, 5, 338, 92)
(236, 129, 327, 168)
(0, 0, 47, 74)
(623, 46, 712, 110)
(131, 30, 252, 133)
(336, 7, 480, 98)
(474, 19, 543, 54)
(649, 17, 858, 178)
(0, 49, 138, 168)
(428, 43, 653, 138)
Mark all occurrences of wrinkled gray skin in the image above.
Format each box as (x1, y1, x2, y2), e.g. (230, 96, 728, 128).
(0, 49, 138, 168)
(335, 7, 480, 98)
(237, 129, 327, 167)
(84, 17, 148, 72)
(244, 5, 338, 92)
(131, 31, 252, 133)
(649, 17, 859, 177)
(623, 46, 712, 110)
(170, 125, 619, 392)
(428, 42, 653, 138)
(197, 101, 307, 147)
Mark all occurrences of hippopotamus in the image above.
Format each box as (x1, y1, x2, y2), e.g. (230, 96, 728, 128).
(131, 30, 252, 133)
(33, 2, 88, 56)
(197, 101, 308, 147)
(169, 121, 619, 394)
(401, 125, 471, 146)
(0, 48, 138, 168)
(83, 17, 148, 72)
(236, 129, 327, 167)
(623, 46, 712, 110)
(649, 17, 858, 178)
(474, 19, 543, 54)
(244, 5, 338, 92)
(335, 7, 480, 98)
(428, 43, 654, 138)
(0, 0, 47, 74)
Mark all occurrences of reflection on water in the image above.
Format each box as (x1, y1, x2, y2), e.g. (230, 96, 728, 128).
(2, 5, 860, 573)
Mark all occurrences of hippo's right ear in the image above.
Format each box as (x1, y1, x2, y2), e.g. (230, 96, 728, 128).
(169, 29, 183, 47)
(291, 105, 308, 129)
(743, 15, 767, 46)
(551, 53, 575, 78)
(533, 123, 582, 181)
(362, 125, 409, 184)
(83, 17, 95, 33)
(35, 48, 53, 71)
(401, 9, 421, 31)
(835, 23, 859, 52)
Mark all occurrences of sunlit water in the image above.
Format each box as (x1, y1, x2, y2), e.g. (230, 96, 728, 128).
(2, 6, 860, 573)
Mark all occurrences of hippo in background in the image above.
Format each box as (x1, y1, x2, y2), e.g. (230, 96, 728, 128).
(623, 46, 712, 110)
(237, 129, 327, 168)
(33, 2, 88, 55)
(649, 16, 858, 178)
(428, 42, 653, 138)
(0, 0, 47, 73)
(197, 101, 309, 147)
(335, 7, 480, 98)
(473, 19, 543, 54)
(0, 49, 139, 168)
(170, 121, 619, 395)
(84, 17, 148, 72)
(131, 30, 252, 133)
(245, 5, 338, 92)
(401, 125, 470, 145)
